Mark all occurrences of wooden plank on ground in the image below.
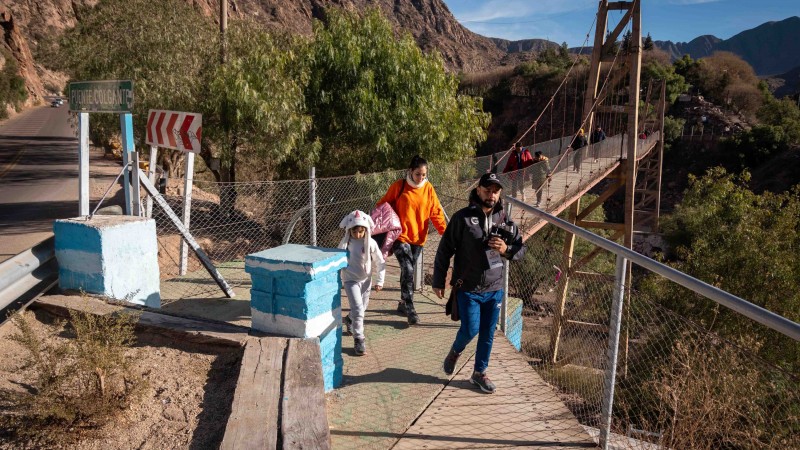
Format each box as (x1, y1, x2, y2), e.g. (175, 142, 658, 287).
(31, 295, 251, 346)
(221, 337, 287, 450)
(282, 339, 331, 450)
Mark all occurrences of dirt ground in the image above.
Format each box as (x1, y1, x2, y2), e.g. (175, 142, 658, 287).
(0, 311, 242, 449)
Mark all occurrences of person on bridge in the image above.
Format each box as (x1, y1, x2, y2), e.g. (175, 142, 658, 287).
(338, 210, 386, 356)
(531, 151, 550, 207)
(377, 155, 447, 325)
(591, 125, 606, 162)
(433, 173, 526, 394)
(571, 128, 588, 172)
(502, 142, 534, 201)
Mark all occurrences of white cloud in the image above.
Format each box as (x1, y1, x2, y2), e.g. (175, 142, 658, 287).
(457, 0, 595, 23)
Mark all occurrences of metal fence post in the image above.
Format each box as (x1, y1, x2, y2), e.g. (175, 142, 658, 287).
(600, 254, 628, 449)
(501, 202, 512, 334)
(414, 248, 423, 291)
(309, 166, 317, 246)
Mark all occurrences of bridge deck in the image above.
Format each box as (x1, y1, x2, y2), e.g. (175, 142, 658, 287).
(327, 262, 598, 449)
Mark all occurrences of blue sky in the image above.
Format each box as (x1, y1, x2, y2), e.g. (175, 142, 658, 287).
(441, 0, 799, 46)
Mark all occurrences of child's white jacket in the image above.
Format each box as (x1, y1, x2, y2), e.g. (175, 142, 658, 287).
(338, 210, 386, 286)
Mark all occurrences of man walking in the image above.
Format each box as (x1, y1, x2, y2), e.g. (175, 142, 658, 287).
(432, 173, 526, 394)
(590, 125, 606, 162)
(502, 142, 533, 201)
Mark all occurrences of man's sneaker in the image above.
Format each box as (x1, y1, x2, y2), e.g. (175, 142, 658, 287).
(343, 315, 352, 335)
(470, 371, 496, 394)
(354, 338, 366, 356)
(397, 301, 407, 315)
(443, 349, 461, 375)
(406, 304, 420, 325)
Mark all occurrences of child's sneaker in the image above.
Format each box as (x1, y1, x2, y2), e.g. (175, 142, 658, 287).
(354, 338, 366, 356)
(470, 371, 496, 394)
(343, 315, 352, 335)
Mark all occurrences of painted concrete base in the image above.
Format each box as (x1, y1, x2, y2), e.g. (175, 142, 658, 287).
(54, 216, 160, 307)
(505, 297, 523, 351)
(246, 244, 347, 391)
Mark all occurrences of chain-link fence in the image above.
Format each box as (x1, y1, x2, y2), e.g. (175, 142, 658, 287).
(143, 132, 659, 304)
(505, 210, 799, 450)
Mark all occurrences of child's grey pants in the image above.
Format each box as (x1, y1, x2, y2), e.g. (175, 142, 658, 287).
(344, 277, 372, 340)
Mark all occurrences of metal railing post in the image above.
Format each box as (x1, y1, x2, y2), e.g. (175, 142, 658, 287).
(501, 202, 512, 334)
(309, 166, 317, 246)
(600, 254, 628, 449)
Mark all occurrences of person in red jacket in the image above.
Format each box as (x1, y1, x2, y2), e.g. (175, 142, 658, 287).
(377, 155, 447, 325)
(502, 142, 534, 201)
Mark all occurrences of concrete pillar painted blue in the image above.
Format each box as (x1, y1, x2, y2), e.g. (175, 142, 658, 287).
(54, 216, 160, 307)
(505, 296, 523, 351)
(245, 244, 347, 392)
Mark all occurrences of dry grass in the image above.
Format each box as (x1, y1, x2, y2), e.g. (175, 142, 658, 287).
(0, 308, 146, 446)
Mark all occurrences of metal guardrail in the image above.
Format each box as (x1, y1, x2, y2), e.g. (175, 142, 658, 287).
(505, 195, 800, 450)
(505, 196, 800, 342)
(0, 237, 58, 317)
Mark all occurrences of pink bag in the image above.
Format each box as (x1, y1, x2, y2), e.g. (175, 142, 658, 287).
(370, 202, 402, 258)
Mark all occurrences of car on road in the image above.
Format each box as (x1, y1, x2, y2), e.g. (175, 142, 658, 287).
(50, 100, 60, 107)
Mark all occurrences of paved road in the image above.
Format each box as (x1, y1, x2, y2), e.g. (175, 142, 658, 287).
(0, 104, 77, 262)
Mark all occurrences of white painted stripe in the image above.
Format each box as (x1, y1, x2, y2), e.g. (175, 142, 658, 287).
(55, 249, 102, 274)
(246, 256, 346, 277)
(251, 307, 340, 338)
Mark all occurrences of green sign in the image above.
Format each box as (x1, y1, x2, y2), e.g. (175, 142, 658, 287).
(69, 80, 134, 113)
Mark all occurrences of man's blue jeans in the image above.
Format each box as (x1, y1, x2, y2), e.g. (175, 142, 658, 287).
(450, 289, 503, 373)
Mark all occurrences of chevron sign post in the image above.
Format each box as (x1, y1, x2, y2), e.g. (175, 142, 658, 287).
(146, 109, 202, 153)
(145, 109, 202, 276)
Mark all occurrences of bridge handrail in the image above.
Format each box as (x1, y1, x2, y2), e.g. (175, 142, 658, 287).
(505, 195, 800, 342)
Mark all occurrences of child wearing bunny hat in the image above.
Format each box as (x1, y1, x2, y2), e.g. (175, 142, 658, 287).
(338, 210, 386, 356)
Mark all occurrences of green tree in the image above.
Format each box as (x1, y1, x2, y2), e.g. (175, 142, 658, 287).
(304, 8, 490, 175)
(201, 21, 312, 185)
(655, 168, 800, 370)
(55, 0, 216, 149)
(642, 59, 689, 104)
(0, 47, 28, 117)
(643, 33, 654, 51)
(757, 95, 800, 145)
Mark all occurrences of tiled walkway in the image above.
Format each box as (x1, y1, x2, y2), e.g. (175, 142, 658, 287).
(328, 261, 597, 449)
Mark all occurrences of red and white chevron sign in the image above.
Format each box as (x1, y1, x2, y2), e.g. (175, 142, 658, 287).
(146, 109, 202, 153)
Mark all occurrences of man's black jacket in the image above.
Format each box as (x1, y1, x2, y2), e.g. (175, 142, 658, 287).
(432, 189, 526, 293)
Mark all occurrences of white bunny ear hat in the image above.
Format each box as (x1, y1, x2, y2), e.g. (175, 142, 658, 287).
(338, 210, 375, 253)
(338, 209, 375, 232)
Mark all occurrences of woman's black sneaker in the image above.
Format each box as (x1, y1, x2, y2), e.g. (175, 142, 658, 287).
(406, 304, 420, 325)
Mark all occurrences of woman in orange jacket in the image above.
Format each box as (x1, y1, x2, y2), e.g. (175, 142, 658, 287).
(377, 155, 447, 325)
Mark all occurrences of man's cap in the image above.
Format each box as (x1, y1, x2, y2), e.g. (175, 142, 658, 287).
(479, 172, 504, 189)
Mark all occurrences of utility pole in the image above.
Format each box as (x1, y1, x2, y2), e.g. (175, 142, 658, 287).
(220, 0, 227, 64)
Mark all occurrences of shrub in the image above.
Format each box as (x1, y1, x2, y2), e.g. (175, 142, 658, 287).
(1, 309, 145, 444)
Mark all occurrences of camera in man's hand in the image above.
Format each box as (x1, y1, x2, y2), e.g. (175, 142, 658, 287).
(489, 222, 516, 246)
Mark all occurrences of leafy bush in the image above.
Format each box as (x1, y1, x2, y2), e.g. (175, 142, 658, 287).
(654, 168, 800, 371)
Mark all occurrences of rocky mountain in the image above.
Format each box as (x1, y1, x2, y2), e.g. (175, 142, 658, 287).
(767, 65, 800, 98)
(654, 35, 721, 61)
(490, 38, 558, 54)
(0, 0, 511, 110)
(655, 16, 800, 76)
